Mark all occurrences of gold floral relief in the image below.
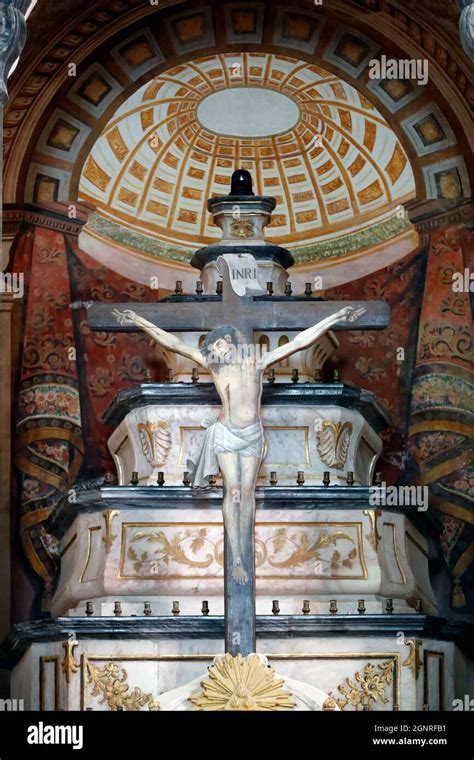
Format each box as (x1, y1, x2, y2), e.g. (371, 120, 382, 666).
(85, 660, 160, 711)
(329, 659, 395, 711)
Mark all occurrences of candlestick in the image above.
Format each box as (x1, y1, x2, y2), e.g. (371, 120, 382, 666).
(302, 600, 310, 615)
(272, 600, 280, 615)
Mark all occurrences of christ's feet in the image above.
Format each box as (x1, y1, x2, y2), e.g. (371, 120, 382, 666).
(232, 558, 248, 585)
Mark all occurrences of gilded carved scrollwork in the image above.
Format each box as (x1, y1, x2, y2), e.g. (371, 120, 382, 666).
(124, 525, 362, 578)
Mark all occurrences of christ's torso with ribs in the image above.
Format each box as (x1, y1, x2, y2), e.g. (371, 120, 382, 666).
(209, 358, 263, 428)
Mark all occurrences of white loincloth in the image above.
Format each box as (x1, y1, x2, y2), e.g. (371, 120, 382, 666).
(188, 420, 264, 488)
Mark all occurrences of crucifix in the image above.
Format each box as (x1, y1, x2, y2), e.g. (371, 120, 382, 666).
(86, 172, 389, 658)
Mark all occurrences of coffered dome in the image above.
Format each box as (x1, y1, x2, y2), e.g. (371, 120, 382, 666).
(79, 52, 415, 263)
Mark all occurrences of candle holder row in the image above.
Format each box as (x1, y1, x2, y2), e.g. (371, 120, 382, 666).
(129, 470, 384, 486)
(172, 280, 318, 297)
(84, 598, 424, 617)
(145, 367, 343, 384)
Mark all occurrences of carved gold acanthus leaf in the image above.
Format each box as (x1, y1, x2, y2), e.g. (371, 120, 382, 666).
(61, 640, 79, 684)
(363, 509, 382, 551)
(103, 509, 119, 554)
(137, 421, 172, 465)
(402, 639, 423, 680)
(317, 421, 353, 469)
(86, 660, 160, 711)
(190, 654, 295, 711)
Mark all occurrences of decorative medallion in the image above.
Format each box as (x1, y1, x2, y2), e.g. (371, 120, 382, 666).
(230, 220, 254, 239)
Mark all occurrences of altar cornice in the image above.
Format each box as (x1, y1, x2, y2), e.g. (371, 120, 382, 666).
(102, 382, 390, 430)
(2, 614, 474, 668)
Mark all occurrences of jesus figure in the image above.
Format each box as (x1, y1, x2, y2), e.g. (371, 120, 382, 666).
(113, 304, 365, 585)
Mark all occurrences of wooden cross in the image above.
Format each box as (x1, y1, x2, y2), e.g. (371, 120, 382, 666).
(87, 257, 389, 656)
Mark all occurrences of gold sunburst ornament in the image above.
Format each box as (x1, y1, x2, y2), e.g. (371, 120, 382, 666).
(190, 654, 295, 711)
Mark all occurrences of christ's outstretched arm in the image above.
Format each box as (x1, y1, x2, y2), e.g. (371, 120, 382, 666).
(112, 309, 208, 368)
(261, 305, 366, 369)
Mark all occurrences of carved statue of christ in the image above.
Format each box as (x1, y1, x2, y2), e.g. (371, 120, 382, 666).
(113, 304, 365, 585)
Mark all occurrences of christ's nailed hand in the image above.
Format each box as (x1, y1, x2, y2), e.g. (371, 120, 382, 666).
(336, 305, 366, 323)
(112, 308, 137, 325)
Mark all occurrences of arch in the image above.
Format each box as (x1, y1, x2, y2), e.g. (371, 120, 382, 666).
(4, 0, 471, 275)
